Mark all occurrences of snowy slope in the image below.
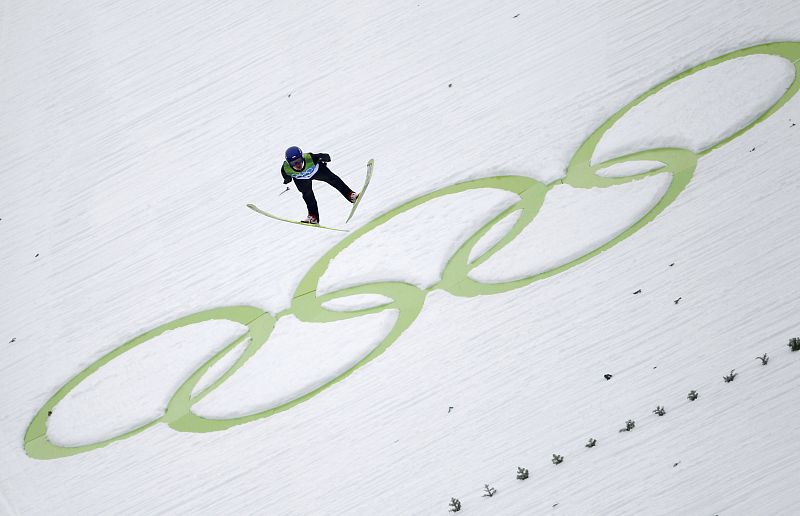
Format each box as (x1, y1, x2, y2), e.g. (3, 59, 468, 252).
(2, 1, 800, 514)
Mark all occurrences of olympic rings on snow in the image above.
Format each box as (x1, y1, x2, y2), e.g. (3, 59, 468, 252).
(25, 42, 800, 459)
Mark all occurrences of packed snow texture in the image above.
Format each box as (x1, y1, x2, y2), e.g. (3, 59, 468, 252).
(192, 312, 396, 418)
(468, 175, 671, 283)
(2, 1, 800, 515)
(318, 188, 520, 294)
(591, 54, 795, 164)
(47, 320, 246, 447)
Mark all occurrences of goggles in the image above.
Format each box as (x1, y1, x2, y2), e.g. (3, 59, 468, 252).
(289, 156, 305, 168)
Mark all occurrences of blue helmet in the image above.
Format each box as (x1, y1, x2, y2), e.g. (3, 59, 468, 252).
(285, 146, 303, 162)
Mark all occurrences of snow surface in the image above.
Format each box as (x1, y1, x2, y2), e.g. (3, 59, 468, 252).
(591, 54, 795, 164)
(192, 312, 397, 419)
(468, 175, 671, 283)
(2, 1, 800, 515)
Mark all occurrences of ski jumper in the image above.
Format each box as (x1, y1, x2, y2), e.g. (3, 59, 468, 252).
(281, 152, 354, 220)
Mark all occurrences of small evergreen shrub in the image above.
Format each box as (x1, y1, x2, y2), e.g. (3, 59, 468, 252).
(687, 390, 699, 401)
(552, 454, 564, 465)
(449, 498, 461, 512)
(619, 419, 636, 432)
(482, 484, 496, 497)
(788, 338, 800, 351)
(756, 353, 769, 365)
(653, 405, 666, 416)
(516, 467, 529, 480)
(585, 438, 597, 448)
(723, 369, 737, 383)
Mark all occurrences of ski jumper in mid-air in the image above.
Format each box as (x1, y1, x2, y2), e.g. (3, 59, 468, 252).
(281, 146, 358, 225)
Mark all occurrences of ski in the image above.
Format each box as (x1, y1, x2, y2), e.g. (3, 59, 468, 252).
(345, 159, 374, 223)
(246, 204, 349, 232)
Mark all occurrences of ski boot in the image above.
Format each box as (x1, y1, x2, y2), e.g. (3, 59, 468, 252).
(300, 213, 319, 225)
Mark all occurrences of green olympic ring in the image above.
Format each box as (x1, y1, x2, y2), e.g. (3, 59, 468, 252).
(24, 42, 800, 459)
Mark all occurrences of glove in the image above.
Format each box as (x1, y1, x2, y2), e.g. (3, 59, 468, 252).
(318, 153, 331, 163)
(283, 177, 292, 184)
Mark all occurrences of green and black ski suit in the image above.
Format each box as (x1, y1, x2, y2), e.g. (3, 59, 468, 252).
(280, 152, 354, 220)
